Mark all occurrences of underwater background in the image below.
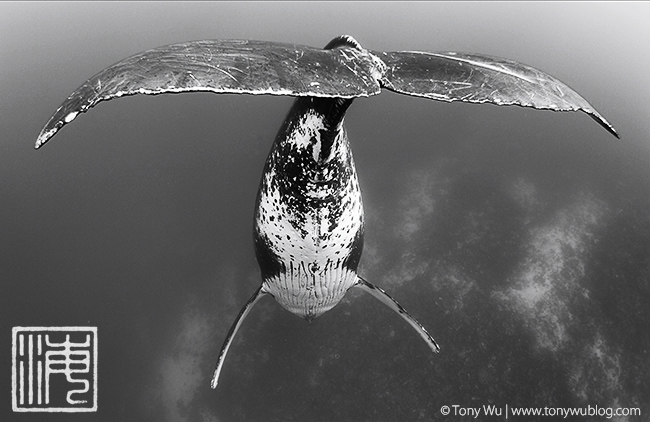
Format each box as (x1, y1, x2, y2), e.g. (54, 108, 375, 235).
(2, 2, 649, 421)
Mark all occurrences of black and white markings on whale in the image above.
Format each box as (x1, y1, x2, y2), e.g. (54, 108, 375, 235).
(35, 35, 619, 390)
(254, 93, 365, 320)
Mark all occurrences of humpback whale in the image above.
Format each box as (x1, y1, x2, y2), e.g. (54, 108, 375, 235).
(35, 35, 619, 389)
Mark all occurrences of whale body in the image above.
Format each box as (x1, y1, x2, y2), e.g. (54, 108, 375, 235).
(35, 35, 618, 390)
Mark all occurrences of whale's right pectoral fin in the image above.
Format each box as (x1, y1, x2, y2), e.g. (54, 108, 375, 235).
(211, 286, 268, 389)
(355, 276, 440, 354)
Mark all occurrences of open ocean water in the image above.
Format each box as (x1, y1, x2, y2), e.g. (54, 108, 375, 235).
(2, 3, 649, 421)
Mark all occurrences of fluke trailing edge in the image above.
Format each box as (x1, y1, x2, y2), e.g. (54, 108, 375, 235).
(35, 35, 619, 389)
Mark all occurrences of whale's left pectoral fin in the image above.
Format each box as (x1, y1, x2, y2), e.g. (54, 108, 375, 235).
(211, 285, 267, 389)
(372, 50, 619, 138)
(355, 277, 440, 354)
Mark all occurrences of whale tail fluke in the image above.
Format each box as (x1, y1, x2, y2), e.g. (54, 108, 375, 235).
(35, 37, 618, 149)
(34, 39, 383, 149)
(373, 50, 619, 138)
